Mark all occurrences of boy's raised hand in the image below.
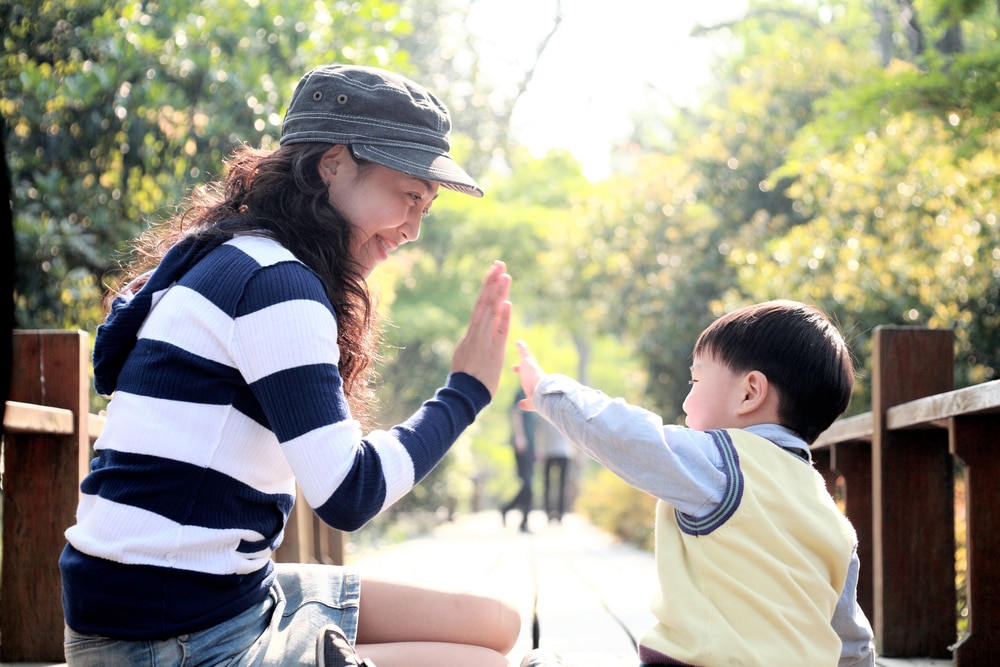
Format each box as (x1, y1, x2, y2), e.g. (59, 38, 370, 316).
(513, 340, 547, 411)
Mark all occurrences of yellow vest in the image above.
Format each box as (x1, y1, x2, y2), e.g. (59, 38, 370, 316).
(638, 429, 857, 667)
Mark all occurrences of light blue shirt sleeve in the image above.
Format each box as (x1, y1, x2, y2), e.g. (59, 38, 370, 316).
(834, 549, 876, 666)
(532, 373, 727, 516)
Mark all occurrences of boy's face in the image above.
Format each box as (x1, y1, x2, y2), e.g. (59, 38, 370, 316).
(682, 353, 746, 431)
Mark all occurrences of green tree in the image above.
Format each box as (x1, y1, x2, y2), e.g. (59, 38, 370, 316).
(3, 0, 592, 531)
(3, 0, 408, 329)
(368, 148, 595, 516)
(745, 0, 1000, 391)
(605, 0, 999, 418)
(575, 1, 874, 420)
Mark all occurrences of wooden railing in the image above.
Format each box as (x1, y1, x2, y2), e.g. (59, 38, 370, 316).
(2, 327, 998, 664)
(2, 330, 91, 663)
(812, 326, 999, 665)
(0, 330, 340, 663)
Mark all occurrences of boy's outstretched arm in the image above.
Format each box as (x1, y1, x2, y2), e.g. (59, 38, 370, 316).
(513, 340, 548, 411)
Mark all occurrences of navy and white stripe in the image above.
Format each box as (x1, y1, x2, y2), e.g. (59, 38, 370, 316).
(62, 234, 490, 639)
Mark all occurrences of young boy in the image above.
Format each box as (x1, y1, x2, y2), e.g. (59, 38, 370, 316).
(515, 300, 875, 667)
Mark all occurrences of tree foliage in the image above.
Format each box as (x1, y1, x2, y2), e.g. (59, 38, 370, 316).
(751, 0, 1000, 391)
(5, 0, 1000, 526)
(582, 0, 1000, 420)
(3, 0, 409, 328)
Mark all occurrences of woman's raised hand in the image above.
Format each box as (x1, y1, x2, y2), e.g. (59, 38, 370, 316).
(450, 261, 512, 397)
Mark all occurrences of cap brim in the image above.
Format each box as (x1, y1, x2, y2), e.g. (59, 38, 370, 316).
(352, 144, 484, 198)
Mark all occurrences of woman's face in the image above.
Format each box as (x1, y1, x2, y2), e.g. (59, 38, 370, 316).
(320, 146, 440, 277)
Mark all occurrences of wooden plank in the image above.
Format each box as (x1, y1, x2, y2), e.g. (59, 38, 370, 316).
(87, 413, 105, 441)
(888, 381, 1000, 431)
(813, 442, 875, 624)
(347, 511, 649, 666)
(531, 514, 653, 666)
(2, 401, 74, 435)
(871, 327, 956, 659)
(2, 331, 91, 663)
(814, 412, 874, 448)
(949, 416, 1000, 667)
(818, 380, 1000, 447)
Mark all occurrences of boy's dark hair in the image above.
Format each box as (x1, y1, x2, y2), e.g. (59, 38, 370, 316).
(693, 300, 854, 443)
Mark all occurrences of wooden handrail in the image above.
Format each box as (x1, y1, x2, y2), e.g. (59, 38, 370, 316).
(814, 412, 874, 447)
(3, 400, 75, 435)
(88, 412, 106, 441)
(3, 401, 106, 444)
(887, 380, 1000, 431)
(814, 381, 1000, 447)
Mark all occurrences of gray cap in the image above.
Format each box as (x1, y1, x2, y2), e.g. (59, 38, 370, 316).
(280, 64, 483, 197)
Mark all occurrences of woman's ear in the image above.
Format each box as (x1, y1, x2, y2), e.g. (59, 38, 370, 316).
(317, 145, 348, 184)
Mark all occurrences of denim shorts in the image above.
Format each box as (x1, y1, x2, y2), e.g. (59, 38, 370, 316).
(64, 563, 361, 667)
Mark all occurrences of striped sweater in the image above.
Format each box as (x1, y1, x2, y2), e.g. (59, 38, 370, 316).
(60, 233, 490, 639)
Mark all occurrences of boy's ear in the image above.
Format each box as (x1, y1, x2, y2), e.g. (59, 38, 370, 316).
(736, 370, 770, 416)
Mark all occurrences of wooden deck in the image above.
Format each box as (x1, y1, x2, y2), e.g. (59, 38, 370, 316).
(0, 509, 956, 666)
(350, 509, 953, 667)
(353, 509, 651, 666)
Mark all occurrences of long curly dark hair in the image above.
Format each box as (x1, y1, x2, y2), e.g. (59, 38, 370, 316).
(111, 142, 379, 426)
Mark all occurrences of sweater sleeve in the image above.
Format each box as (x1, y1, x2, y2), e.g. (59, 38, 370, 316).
(232, 262, 490, 532)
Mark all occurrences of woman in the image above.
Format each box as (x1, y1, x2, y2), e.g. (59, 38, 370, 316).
(60, 64, 519, 667)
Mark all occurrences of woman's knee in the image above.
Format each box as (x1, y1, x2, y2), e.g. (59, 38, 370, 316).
(445, 591, 520, 653)
(486, 595, 521, 654)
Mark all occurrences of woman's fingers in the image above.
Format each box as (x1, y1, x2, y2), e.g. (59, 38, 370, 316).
(451, 261, 512, 396)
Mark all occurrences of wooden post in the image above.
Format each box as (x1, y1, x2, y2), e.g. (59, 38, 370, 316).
(831, 441, 874, 622)
(314, 517, 344, 566)
(811, 448, 837, 491)
(273, 486, 313, 563)
(2, 330, 90, 662)
(950, 415, 1000, 666)
(273, 484, 343, 566)
(871, 326, 955, 658)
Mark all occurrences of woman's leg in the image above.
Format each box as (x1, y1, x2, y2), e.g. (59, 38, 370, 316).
(356, 641, 511, 667)
(354, 578, 520, 665)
